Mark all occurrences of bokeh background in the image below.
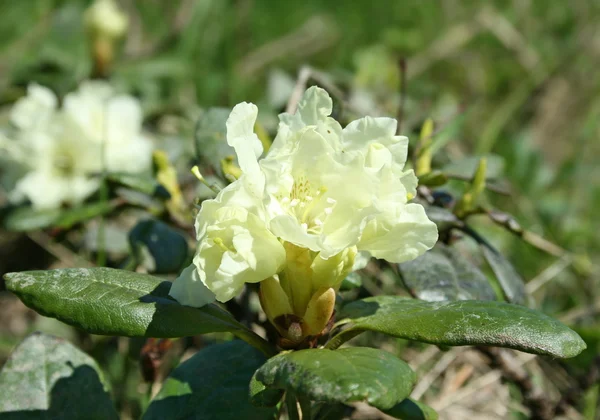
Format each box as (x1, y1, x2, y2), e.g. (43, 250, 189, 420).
(0, 1, 599, 418)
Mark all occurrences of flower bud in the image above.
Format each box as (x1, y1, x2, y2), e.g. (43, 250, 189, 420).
(258, 243, 353, 346)
(84, 0, 128, 40)
(415, 118, 434, 177)
(278, 242, 354, 318)
(311, 246, 356, 291)
(455, 157, 487, 218)
(302, 287, 336, 337)
(279, 242, 316, 317)
(84, 0, 129, 77)
(259, 277, 294, 336)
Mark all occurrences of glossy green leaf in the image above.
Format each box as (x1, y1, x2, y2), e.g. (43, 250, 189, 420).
(329, 296, 586, 358)
(0, 332, 118, 419)
(129, 219, 189, 274)
(107, 172, 170, 198)
(144, 341, 276, 420)
(398, 243, 497, 302)
(383, 398, 438, 420)
(480, 244, 527, 305)
(3, 268, 273, 355)
(256, 347, 416, 410)
(2, 201, 117, 232)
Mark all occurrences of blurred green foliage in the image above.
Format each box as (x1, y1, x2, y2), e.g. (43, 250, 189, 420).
(1, 0, 598, 336)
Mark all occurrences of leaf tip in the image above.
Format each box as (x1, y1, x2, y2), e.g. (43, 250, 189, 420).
(3, 271, 36, 291)
(560, 331, 587, 359)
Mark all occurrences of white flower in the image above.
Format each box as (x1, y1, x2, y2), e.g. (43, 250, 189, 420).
(2, 85, 100, 209)
(170, 180, 286, 305)
(9, 84, 57, 132)
(63, 81, 153, 174)
(1, 82, 153, 209)
(171, 86, 438, 314)
(260, 86, 436, 261)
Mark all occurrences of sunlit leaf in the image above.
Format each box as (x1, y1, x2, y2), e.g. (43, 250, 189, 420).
(329, 296, 586, 358)
(4, 268, 251, 339)
(255, 347, 415, 410)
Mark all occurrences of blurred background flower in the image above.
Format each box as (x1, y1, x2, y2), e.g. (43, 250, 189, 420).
(1, 81, 152, 209)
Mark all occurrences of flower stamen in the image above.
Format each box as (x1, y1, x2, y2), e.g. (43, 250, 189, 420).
(212, 237, 234, 253)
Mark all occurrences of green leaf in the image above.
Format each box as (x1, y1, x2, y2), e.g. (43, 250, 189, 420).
(398, 243, 497, 302)
(2, 201, 117, 232)
(129, 219, 189, 274)
(329, 296, 586, 358)
(107, 172, 170, 198)
(3, 268, 273, 355)
(194, 107, 235, 164)
(115, 188, 166, 213)
(480, 244, 527, 305)
(144, 341, 277, 420)
(382, 398, 438, 420)
(0, 332, 118, 419)
(256, 347, 416, 410)
(249, 373, 285, 408)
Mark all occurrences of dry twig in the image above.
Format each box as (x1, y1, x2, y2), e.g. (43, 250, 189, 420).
(477, 348, 553, 420)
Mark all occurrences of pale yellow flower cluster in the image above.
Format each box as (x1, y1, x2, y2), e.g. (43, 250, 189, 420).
(170, 87, 438, 342)
(1, 82, 152, 209)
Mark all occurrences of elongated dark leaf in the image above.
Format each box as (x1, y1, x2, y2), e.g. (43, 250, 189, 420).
(144, 341, 276, 420)
(107, 172, 170, 198)
(3, 201, 117, 232)
(256, 347, 416, 410)
(329, 296, 586, 358)
(480, 244, 527, 305)
(4, 268, 253, 340)
(398, 243, 497, 301)
(0, 332, 118, 419)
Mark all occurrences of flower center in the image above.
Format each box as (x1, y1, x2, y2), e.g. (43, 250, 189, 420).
(279, 175, 337, 234)
(212, 237, 236, 253)
(52, 148, 77, 176)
